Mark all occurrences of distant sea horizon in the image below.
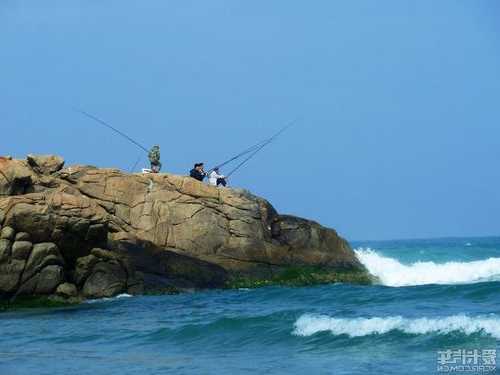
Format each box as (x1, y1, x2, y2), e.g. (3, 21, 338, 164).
(351, 234, 500, 243)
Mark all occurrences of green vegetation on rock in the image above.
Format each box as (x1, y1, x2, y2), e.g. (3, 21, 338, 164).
(0, 296, 77, 311)
(227, 266, 374, 289)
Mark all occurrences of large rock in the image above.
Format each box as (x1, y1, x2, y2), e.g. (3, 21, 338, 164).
(2, 192, 108, 263)
(82, 261, 127, 298)
(22, 242, 64, 282)
(0, 259, 26, 294)
(17, 264, 64, 295)
(0, 240, 66, 297)
(27, 154, 65, 175)
(15, 232, 31, 241)
(0, 239, 12, 262)
(271, 215, 359, 269)
(11, 241, 33, 260)
(1, 226, 15, 240)
(56, 282, 78, 298)
(0, 158, 33, 196)
(0, 155, 369, 300)
(74, 248, 136, 298)
(74, 254, 99, 286)
(34, 265, 64, 294)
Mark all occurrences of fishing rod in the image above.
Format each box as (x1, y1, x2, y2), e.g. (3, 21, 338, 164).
(129, 153, 142, 173)
(74, 108, 149, 153)
(206, 138, 271, 174)
(225, 120, 295, 178)
(208, 121, 295, 175)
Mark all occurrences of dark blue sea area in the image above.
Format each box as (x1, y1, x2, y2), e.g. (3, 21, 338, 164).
(1, 237, 499, 374)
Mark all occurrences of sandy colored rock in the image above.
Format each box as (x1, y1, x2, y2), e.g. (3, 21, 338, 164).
(0, 157, 33, 196)
(0, 155, 368, 300)
(27, 154, 65, 175)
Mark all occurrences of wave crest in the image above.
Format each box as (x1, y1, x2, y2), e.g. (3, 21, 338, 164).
(85, 293, 133, 304)
(355, 248, 500, 287)
(293, 314, 500, 339)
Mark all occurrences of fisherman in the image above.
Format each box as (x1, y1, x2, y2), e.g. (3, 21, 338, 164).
(208, 167, 227, 187)
(190, 163, 206, 181)
(148, 145, 162, 173)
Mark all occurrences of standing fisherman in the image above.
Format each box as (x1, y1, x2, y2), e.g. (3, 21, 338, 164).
(148, 145, 162, 173)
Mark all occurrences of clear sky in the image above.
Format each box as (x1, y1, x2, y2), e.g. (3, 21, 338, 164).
(1, 1, 499, 241)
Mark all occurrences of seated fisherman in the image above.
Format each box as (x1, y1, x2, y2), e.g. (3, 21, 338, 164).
(208, 167, 227, 187)
(190, 163, 207, 181)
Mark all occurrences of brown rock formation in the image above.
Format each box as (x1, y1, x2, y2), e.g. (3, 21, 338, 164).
(0, 155, 367, 301)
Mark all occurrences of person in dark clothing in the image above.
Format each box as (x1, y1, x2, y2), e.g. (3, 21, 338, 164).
(190, 163, 207, 181)
(216, 177, 227, 187)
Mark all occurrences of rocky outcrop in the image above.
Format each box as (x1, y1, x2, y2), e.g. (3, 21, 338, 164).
(0, 155, 369, 303)
(26, 154, 65, 175)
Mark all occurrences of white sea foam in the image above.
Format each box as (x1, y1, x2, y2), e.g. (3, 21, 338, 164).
(355, 248, 500, 287)
(85, 293, 133, 304)
(293, 314, 500, 339)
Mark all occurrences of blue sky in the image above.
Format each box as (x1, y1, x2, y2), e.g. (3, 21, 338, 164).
(1, 1, 499, 240)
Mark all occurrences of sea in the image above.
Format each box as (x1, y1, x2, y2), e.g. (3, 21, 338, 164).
(1, 237, 499, 375)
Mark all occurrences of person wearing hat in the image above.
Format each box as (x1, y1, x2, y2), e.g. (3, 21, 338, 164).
(208, 167, 227, 187)
(148, 145, 162, 173)
(190, 163, 207, 181)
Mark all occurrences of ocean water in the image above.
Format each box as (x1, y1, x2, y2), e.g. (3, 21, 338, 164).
(1, 237, 500, 375)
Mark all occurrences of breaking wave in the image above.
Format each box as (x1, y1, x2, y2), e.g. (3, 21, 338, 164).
(355, 248, 500, 287)
(293, 314, 500, 339)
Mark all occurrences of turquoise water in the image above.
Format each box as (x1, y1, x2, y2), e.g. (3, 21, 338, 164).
(1, 237, 500, 375)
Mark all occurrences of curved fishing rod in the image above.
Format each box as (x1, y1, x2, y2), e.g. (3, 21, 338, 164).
(74, 108, 149, 153)
(226, 120, 295, 178)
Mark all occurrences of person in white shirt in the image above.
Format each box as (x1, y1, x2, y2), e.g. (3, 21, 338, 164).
(208, 167, 227, 187)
